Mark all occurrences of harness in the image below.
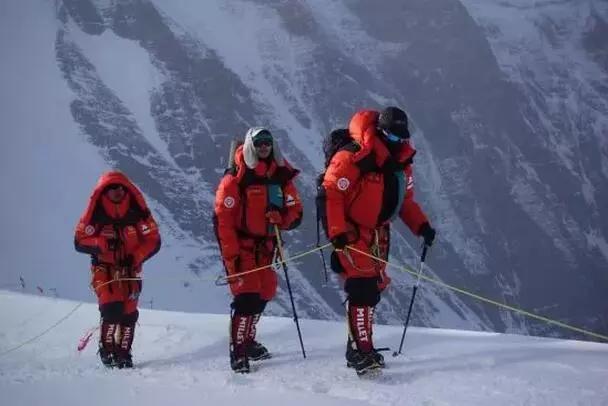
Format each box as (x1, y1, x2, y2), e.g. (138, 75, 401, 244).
(90, 207, 145, 296)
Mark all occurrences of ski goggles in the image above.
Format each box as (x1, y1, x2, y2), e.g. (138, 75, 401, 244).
(381, 129, 409, 144)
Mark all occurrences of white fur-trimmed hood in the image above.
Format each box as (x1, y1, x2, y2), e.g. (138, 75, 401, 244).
(243, 127, 285, 169)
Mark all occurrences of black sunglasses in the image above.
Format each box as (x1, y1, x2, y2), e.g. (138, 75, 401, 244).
(253, 139, 273, 148)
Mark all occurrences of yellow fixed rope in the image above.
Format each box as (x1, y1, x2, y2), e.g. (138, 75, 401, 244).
(89, 243, 333, 291)
(88, 242, 607, 342)
(92, 277, 142, 292)
(346, 245, 608, 342)
(216, 242, 332, 284)
(0, 302, 84, 358)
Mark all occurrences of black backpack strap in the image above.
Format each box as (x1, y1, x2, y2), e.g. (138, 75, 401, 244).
(355, 150, 377, 175)
(224, 166, 237, 176)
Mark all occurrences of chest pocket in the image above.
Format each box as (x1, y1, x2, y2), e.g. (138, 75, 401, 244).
(243, 185, 268, 236)
(121, 225, 140, 253)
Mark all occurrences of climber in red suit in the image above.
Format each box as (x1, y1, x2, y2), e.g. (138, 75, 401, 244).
(75, 170, 161, 368)
(319, 107, 436, 375)
(214, 127, 303, 373)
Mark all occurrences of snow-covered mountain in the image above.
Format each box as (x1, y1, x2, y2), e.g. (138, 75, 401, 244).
(1, 291, 608, 405)
(0, 0, 606, 339)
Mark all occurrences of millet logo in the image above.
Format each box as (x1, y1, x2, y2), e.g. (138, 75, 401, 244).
(236, 317, 248, 344)
(356, 307, 369, 342)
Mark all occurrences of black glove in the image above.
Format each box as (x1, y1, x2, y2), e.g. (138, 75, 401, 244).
(419, 222, 436, 247)
(331, 233, 349, 250)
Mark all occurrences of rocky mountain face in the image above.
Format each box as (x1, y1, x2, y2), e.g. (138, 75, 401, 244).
(6, 0, 607, 339)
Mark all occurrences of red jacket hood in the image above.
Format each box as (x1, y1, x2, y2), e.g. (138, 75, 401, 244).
(79, 171, 150, 224)
(348, 109, 416, 164)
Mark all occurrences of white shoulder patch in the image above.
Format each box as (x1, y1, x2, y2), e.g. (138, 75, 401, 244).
(337, 177, 350, 191)
(223, 196, 236, 208)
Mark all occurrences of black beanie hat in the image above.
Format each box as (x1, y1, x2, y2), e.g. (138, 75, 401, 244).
(378, 106, 410, 139)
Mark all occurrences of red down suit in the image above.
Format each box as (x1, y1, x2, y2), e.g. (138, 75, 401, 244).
(320, 110, 429, 286)
(74, 171, 161, 313)
(214, 145, 303, 300)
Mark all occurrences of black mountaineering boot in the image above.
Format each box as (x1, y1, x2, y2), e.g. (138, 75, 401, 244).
(98, 345, 114, 368)
(116, 352, 134, 369)
(351, 351, 381, 376)
(247, 341, 271, 361)
(230, 350, 250, 373)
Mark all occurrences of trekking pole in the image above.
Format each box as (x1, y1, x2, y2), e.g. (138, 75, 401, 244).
(315, 208, 329, 286)
(274, 224, 307, 359)
(393, 243, 429, 357)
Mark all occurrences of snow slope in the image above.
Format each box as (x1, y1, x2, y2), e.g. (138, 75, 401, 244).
(1, 0, 607, 339)
(1, 291, 607, 406)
